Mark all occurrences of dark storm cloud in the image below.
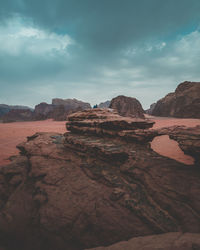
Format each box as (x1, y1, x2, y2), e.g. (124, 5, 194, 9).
(1, 0, 200, 52)
(0, 0, 200, 108)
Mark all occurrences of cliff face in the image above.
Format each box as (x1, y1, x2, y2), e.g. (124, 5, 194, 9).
(151, 81, 200, 118)
(0, 109, 199, 250)
(109, 95, 145, 118)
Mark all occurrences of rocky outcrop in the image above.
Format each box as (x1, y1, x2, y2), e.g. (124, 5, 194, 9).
(151, 81, 200, 118)
(34, 99, 91, 121)
(0, 109, 34, 123)
(109, 95, 145, 118)
(0, 104, 33, 118)
(52, 98, 91, 110)
(145, 103, 156, 115)
(0, 109, 199, 250)
(98, 101, 111, 108)
(159, 125, 200, 165)
(88, 232, 200, 250)
(34, 102, 54, 120)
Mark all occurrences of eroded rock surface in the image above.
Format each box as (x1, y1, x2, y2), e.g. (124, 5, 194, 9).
(159, 125, 200, 165)
(151, 81, 200, 118)
(0, 109, 199, 250)
(109, 95, 145, 118)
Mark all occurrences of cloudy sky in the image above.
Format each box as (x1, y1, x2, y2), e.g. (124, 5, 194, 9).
(0, 0, 200, 109)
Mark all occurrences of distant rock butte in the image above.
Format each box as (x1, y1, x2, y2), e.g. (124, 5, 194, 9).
(0, 108, 199, 250)
(98, 100, 111, 108)
(0, 104, 33, 117)
(34, 98, 91, 121)
(109, 95, 145, 118)
(52, 98, 91, 110)
(1, 109, 34, 123)
(151, 81, 200, 118)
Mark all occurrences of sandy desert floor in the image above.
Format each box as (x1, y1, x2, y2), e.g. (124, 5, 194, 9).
(0, 116, 200, 166)
(0, 119, 66, 165)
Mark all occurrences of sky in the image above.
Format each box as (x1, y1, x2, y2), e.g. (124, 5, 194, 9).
(0, 0, 200, 109)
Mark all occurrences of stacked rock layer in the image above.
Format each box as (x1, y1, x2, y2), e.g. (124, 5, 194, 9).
(0, 108, 199, 250)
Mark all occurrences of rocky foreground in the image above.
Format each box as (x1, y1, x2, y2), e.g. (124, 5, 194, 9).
(0, 109, 199, 250)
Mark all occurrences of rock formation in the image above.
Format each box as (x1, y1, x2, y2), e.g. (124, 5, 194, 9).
(145, 103, 156, 115)
(98, 101, 111, 108)
(89, 232, 200, 250)
(0, 109, 34, 123)
(109, 95, 145, 118)
(151, 81, 200, 118)
(52, 98, 91, 110)
(34, 102, 54, 120)
(159, 125, 200, 166)
(34, 98, 91, 121)
(0, 104, 33, 118)
(0, 109, 199, 250)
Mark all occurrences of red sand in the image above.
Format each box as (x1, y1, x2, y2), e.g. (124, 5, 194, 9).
(151, 135, 194, 165)
(149, 115, 200, 165)
(0, 119, 66, 165)
(0, 116, 200, 166)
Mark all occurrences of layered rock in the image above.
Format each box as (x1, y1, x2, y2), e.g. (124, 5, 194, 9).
(151, 81, 200, 118)
(0, 109, 199, 250)
(109, 95, 145, 118)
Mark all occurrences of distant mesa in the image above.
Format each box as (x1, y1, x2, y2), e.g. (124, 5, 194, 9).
(34, 98, 91, 121)
(0, 104, 33, 117)
(1, 109, 34, 123)
(148, 81, 200, 118)
(109, 95, 145, 119)
(0, 98, 92, 122)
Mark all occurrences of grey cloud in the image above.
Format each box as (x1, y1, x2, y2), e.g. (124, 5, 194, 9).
(1, 0, 200, 109)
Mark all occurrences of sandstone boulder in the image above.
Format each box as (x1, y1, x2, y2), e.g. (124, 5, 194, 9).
(109, 95, 145, 118)
(151, 81, 200, 118)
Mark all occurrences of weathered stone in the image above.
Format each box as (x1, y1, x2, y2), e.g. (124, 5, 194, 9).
(109, 95, 145, 118)
(0, 109, 199, 250)
(151, 81, 200, 118)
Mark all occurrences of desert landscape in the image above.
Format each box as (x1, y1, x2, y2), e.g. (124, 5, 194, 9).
(1, 1, 200, 249)
(1, 115, 200, 166)
(0, 82, 200, 249)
